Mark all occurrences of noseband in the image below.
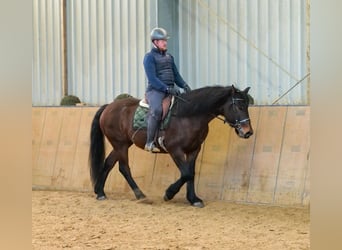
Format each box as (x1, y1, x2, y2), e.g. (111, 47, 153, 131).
(227, 118, 250, 129)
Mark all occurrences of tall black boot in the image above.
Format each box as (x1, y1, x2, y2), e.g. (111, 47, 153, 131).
(144, 115, 160, 153)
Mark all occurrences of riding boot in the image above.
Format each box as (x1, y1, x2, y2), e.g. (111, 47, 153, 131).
(144, 115, 160, 153)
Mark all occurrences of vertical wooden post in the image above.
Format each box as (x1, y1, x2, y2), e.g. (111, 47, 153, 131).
(61, 0, 68, 96)
(306, 0, 311, 104)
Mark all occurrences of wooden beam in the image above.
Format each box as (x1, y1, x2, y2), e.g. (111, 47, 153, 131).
(61, 0, 68, 96)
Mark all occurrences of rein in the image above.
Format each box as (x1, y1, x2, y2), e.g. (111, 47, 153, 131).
(215, 115, 250, 128)
(174, 94, 190, 103)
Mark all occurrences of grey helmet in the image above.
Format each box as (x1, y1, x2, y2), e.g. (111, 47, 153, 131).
(150, 27, 169, 41)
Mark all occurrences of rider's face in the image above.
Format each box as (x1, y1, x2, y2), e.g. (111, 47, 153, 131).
(154, 39, 168, 51)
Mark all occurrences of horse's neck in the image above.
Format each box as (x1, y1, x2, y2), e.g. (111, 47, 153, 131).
(185, 112, 217, 127)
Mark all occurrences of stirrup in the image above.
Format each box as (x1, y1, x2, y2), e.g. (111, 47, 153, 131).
(144, 142, 160, 153)
(158, 136, 168, 152)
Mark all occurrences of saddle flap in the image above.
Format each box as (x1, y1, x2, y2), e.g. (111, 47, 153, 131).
(139, 96, 175, 120)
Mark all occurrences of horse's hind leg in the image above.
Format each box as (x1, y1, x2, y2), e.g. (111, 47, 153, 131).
(117, 147, 146, 200)
(118, 161, 146, 200)
(94, 150, 118, 200)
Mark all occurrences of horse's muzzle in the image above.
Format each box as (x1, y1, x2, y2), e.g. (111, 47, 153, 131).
(235, 123, 253, 139)
(228, 118, 253, 139)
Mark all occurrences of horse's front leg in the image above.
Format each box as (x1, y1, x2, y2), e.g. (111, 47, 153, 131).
(164, 163, 203, 207)
(165, 149, 204, 207)
(164, 178, 186, 201)
(185, 149, 204, 208)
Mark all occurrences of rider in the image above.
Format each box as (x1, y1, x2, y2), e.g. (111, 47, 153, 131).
(143, 27, 191, 153)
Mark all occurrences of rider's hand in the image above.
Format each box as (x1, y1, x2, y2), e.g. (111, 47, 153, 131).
(167, 87, 180, 96)
(183, 83, 191, 93)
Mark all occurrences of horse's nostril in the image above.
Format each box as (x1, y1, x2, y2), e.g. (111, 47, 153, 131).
(244, 131, 253, 138)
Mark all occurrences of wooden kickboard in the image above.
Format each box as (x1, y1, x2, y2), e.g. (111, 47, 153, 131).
(51, 108, 82, 189)
(34, 108, 64, 187)
(246, 106, 287, 204)
(274, 107, 310, 205)
(302, 155, 310, 206)
(32, 106, 310, 206)
(222, 106, 260, 202)
(69, 107, 98, 191)
(32, 107, 46, 176)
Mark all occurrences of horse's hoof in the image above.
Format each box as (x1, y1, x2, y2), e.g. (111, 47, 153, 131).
(137, 194, 147, 200)
(133, 189, 146, 200)
(192, 201, 205, 208)
(163, 195, 170, 201)
(96, 195, 107, 200)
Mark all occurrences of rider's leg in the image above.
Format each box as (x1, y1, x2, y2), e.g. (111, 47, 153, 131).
(145, 115, 161, 152)
(144, 90, 164, 152)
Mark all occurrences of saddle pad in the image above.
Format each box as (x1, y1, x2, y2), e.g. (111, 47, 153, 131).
(133, 106, 171, 130)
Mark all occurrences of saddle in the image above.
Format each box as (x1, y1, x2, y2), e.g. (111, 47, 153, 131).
(133, 96, 175, 130)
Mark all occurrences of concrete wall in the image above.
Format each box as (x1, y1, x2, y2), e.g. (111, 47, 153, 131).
(32, 106, 310, 206)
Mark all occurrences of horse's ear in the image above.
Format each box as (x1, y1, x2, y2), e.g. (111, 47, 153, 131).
(243, 87, 251, 93)
(231, 85, 236, 93)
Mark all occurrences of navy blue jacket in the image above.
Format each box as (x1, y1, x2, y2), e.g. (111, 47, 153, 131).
(143, 47, 187, 93)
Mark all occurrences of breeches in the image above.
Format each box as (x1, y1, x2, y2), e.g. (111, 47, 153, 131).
(145, 89, 166, 121)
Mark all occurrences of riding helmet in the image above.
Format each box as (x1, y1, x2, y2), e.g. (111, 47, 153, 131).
(150, 27, 170, 41)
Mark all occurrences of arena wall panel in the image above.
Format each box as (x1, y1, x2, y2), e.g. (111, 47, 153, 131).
(69, 108, 98, 190)
(221, 107, 260, 202)
(32, 107, 47, 177)
(33, 108, 64, 187)
(196, 119, 232, 200)
(274, 107, 310, 205)
(32, 106, 310, 206)
(52, 108, 82, 189)
(302, 157, 310, 206)
(247, 107, 287, 204)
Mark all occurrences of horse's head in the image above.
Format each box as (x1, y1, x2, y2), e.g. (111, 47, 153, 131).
(223, 85, 254, 139)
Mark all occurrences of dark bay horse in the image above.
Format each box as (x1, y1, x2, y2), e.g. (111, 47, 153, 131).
(89, 85, 253, 207)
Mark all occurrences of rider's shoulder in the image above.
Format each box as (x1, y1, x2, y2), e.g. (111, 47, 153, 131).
(144, 51, 155, 61)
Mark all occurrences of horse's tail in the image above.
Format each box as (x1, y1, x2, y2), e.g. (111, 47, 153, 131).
(89, 104, 108, 186)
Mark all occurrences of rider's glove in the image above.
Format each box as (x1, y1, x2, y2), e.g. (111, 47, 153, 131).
(166, 87, 180, 96)
(183, 83, 191, 93)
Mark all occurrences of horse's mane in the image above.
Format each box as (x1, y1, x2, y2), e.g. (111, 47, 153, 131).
(175, 85, 233, 117)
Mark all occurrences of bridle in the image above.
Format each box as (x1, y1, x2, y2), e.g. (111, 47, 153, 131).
(216, 115, 250, 128)
(215, 97, 250, 129)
